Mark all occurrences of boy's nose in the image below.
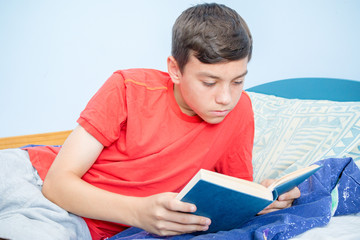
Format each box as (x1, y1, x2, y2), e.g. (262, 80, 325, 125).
(215, 86, 231, 105)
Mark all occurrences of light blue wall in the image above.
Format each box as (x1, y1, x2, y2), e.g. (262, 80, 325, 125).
(1, 0, 359, 137)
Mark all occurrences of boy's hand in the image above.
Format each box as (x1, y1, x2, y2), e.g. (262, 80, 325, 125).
(132, 192, 211, 236)
(257, 179, 301, 215)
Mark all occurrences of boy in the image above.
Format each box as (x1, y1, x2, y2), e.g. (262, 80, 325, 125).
(0, 3, 300, 240)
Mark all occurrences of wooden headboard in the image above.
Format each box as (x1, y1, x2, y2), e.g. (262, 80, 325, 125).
(0, 130, 71, 150)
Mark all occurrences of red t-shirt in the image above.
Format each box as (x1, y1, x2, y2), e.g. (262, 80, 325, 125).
(27, 69, 254, 240)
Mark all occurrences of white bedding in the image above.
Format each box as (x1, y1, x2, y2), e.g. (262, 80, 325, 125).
(293, 213, 360, 240)
(248, 92, 360, 239)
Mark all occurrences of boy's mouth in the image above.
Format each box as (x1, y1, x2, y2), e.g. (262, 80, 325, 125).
(210, 110, 230, 117)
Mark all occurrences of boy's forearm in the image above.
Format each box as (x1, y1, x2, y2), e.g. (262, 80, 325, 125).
(42, 174, 211, 236)
(42, 171, 138, 227)
(40, 125, 140, 227)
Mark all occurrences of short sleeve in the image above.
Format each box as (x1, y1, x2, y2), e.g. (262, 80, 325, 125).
(77, 72, 127, 147)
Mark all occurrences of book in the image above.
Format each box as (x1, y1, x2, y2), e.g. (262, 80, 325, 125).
(176, 164, 321, 234)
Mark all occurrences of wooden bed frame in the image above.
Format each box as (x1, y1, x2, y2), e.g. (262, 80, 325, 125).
(0, 130, 71, 150)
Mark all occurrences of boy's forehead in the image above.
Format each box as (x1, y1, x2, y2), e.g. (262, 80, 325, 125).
(183, 54, 248, 78)
(184, 55, 248, 75)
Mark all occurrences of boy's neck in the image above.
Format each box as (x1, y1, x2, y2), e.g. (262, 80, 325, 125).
(173, 84, 197, 117)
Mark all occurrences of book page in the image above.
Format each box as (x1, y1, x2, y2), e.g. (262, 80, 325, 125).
(268, 164, 320, 190)
(201, 170, 273, 200)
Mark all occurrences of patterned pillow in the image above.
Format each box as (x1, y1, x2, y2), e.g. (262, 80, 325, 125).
(248, 92, 360, 183)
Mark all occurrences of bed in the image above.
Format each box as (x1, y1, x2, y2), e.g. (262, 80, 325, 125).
(245, 77, 360, 240)
(246, 77, 360, 182)
(0, 77, 359, 240)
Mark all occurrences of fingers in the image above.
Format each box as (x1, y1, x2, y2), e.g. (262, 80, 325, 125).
(138, 192, 211, 236)
(165, 207, 211, 226)
(258, 199, 293, 215)
(260, 179, 275, 188)
(260, 180, 301, 201)
(160, 193, 211, 225)
(257, 187, 301, 215)
(278, 187, 301, 201)
(160, 196, 211, 229)
(150, 207, 211, 236)
(163, 194, 197, 213)
(152, 212, 211, 236)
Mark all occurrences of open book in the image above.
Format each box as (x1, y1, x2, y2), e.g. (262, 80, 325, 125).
(176, 164, 321, 234)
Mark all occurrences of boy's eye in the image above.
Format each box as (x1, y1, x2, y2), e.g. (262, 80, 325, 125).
(233, 80, 244, 85)
(202, 82, 216, 87)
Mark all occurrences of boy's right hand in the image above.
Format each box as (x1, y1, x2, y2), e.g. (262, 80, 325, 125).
(131, 192, 211, 236)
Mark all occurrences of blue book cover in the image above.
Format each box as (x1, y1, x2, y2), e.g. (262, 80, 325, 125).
(176, 165, 321, 234)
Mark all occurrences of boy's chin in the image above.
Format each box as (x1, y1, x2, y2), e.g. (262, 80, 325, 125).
(202, 116, 226, 124)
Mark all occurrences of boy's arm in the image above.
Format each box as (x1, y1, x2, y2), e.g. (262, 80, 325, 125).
(257, 179, 301, 215)
(42, 125, 211, 236)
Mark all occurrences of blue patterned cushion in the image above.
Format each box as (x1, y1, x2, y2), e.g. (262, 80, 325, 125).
(248, 92, 360, 182)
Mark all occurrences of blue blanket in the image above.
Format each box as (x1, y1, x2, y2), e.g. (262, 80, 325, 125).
(109, 158, 360, 240)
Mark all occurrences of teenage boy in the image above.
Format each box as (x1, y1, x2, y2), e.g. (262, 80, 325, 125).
(0, 3, 300, 240)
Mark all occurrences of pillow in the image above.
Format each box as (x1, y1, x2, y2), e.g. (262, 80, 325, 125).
(348, 143, 360, 168)
(248, 92, 360, 183)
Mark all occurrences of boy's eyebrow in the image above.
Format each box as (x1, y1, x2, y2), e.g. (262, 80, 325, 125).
(198, 70, 248, 81)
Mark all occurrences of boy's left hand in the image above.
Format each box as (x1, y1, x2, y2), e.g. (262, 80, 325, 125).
(257, 179, 301, 215)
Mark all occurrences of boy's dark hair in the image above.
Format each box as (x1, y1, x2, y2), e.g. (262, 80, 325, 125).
(172, 3, 253, 72)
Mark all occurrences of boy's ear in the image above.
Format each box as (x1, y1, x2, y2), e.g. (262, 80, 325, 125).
(167, 56, 181, 84)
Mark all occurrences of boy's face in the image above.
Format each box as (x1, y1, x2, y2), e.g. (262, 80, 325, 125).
(169, 54, 248, 124)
